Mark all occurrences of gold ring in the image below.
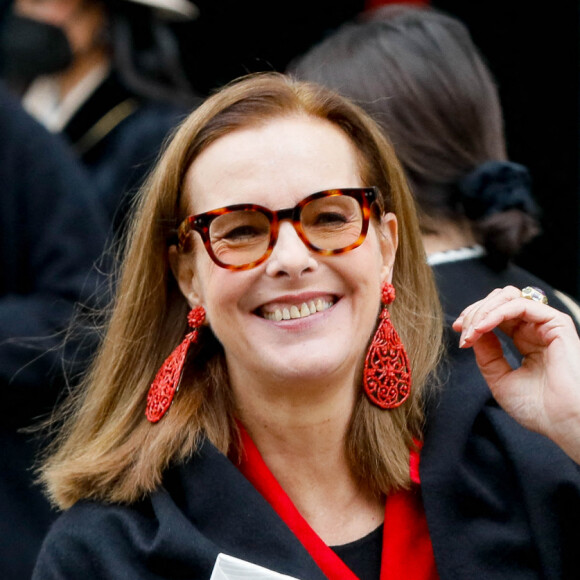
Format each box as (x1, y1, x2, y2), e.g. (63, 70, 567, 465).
(521, 286, 548, 305)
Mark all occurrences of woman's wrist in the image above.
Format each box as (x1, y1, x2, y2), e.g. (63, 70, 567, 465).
(547, 412, 580, 465)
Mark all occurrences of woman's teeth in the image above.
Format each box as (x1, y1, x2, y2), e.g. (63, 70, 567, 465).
(262, 299, 334, 321)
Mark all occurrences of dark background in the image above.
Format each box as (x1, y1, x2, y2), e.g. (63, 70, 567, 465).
(175, 0, 580, 299)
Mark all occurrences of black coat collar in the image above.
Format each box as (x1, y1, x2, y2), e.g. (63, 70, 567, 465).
(62, 72, 139, 159)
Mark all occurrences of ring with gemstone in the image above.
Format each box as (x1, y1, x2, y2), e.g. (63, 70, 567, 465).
(521, 286, 548, 305)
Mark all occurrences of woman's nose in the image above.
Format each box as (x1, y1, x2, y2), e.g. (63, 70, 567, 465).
(265, 221, 318, 278)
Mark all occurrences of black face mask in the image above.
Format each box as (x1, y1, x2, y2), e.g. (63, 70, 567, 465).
(0, 14, 73, 84)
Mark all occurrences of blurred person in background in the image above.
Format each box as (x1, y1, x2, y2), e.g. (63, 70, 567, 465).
(0, 6, 109, 576)
(0, 78, 109, 579)
(289, 4, 580, 325)
(0, 0, 201, 235)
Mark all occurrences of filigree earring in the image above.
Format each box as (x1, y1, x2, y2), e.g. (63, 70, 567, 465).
(363, 282, 411, 409)
(145, 306, 205, 422)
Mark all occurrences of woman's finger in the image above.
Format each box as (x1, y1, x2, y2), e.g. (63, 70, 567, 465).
(452, 287, 506, 331)
(460, 298, 567, 348)
(453, 286, 520, 339)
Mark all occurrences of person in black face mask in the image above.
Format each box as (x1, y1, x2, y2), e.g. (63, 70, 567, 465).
(0, 8, 73, 87)
(0, 0, 200, 237)
(1, 0, 113, 127)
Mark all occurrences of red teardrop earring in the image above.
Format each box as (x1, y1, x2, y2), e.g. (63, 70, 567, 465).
(145, 306, 205, 423)
(363, 282, 412, 409)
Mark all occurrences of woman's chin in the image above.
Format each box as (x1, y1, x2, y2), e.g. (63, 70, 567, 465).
(250, 343, 357, 385)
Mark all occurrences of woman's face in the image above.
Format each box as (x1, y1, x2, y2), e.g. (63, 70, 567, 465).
(173, 115, 397, 399)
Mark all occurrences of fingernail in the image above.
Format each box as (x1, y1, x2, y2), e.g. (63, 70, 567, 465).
(459, 325, 474, 348)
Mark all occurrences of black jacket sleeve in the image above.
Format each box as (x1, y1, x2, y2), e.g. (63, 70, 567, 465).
(421, 325, 580, 579)
(0, 82, 110, 426)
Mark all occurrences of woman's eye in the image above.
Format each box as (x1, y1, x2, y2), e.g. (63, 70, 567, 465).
(312, 211, 349, 226)
(221, 225, 267, 241)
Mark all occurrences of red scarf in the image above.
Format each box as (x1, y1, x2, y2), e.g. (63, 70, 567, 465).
(236, 425, 438, 580)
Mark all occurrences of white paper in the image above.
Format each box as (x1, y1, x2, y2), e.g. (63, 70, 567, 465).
(210, 553, 302, 580)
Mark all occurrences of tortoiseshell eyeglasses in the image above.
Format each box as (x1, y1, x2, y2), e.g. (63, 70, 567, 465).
(176, 187, 379, 271)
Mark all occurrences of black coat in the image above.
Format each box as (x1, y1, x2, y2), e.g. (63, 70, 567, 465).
(32, 334, 580, 579)
(61, 72, 191, 234)
(0, 83, 109, 579)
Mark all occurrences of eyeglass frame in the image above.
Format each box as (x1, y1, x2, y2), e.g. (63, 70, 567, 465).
(175, 187, 380, 271)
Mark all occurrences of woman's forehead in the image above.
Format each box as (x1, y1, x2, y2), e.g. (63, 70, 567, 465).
(182, 116, 363, 213)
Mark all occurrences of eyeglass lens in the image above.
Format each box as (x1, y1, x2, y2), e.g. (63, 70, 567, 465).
(208, 195, 364, 267)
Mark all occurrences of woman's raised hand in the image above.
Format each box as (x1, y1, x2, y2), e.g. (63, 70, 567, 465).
(453, 285, 580, 464)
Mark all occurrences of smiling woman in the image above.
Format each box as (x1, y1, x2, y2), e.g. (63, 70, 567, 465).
(38, 71, 440, 505)
(32, 73, 580, 580)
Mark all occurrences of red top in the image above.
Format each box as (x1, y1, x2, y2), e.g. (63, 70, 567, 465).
(236, 425, 438, 580)
(365, 0, 430, 11)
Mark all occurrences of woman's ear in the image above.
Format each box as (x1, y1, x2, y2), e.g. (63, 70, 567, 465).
(378, 212, 398, 283)
(168, 245, 202, 308)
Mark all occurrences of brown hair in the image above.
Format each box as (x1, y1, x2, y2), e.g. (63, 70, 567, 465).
(38, 72, 443, 509)
(290, 5, 540, 266)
